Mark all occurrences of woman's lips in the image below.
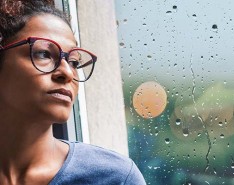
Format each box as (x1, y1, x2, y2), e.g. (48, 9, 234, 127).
(47, 88, 73, 102)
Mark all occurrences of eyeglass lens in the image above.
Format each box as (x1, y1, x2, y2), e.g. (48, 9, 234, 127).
(31, 39, 94, 82)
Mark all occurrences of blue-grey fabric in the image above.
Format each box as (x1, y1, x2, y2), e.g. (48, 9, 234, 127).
(48, 141, 146, 185)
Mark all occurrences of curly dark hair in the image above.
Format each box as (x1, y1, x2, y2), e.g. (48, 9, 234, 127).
(0, 0, 71, 65)
(0, 0, 70, 45)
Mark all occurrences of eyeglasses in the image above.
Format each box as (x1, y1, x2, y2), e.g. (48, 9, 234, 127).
(0, 37, 97, 82)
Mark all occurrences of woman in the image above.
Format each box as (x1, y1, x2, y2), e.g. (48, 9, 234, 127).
(0, 0, 146, 184)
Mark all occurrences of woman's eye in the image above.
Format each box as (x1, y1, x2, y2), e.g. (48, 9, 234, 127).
(33, 50, 51, 59)
(69, 60, 80, 68)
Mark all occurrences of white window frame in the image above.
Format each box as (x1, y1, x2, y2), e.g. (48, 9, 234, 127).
(54, 0, 90, 143)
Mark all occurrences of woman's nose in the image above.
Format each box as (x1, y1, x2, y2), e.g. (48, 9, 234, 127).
(51, 58, 74, 83)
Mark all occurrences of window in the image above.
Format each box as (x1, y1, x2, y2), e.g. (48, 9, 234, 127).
(53, 0, 90, 143)
(116, 1, 234, 184)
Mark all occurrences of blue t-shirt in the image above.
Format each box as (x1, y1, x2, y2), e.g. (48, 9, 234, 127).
(48, 141, 146, 185)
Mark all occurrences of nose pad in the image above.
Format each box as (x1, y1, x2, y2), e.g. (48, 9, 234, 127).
(52, 58, 74, 83)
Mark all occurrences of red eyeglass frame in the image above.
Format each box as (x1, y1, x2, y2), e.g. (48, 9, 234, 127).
(0, 36, 97, 82)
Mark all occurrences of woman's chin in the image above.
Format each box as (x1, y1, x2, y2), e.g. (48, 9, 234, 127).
(53, 115, 70, 124)
(44, 110, 71, 124)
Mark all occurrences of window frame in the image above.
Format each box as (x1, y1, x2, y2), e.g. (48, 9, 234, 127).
(54, 0, 90, 143)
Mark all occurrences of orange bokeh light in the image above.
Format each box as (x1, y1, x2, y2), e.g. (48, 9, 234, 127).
(133, 81, 167, 119)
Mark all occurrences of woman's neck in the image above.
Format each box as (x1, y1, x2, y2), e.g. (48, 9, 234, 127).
(0, 116, 69, 185)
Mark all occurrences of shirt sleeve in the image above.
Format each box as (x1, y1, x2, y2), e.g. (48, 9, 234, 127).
(124, 160, 147, 185)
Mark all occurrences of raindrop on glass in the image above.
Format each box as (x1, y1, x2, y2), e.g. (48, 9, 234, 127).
(220, 134, 225, 139)
(153, 128, 159, 136)
(182, 128, 189, 137)
(212, 24, 218, 29)
(116, 20, 119, 27)
(176, 118, 181, 125)
(213, 168, 217, 175)
(165, 138, 170, 144)
(218, 122, 223, 126)
(148, 166, 152, 169)
(166, 11, 172, 14)
(147, 55, 152, 59)
(119, 42, 125, 48)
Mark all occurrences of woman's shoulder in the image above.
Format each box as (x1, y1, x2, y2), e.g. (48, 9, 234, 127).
(49, 141, 146, 185)
(71, 141, 134, 175)
(73, 141, 131, 164)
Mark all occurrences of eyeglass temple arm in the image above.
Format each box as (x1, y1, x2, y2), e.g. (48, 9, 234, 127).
(77, 56, 97, 69)
(0, 39, 28, 51)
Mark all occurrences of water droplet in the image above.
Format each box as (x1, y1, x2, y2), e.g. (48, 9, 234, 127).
(218, 122, 223, 126)
(182, 128, 189, 137)
(220, 134, 225, 139)
(116, 20, 119, 27)
(212, 24, 218, 29)
(213, 168, 217, 174)
(148, 166, 152, 169)
(155, 133, 158, 137)
(231, 163, 234, 168)
(165, 138, 170, 144)
(166, 11, 172, 14)
(176, 118, 181, 125)
(119, 42, 125, 48)
(147, 55, 152, 59)
(173, 5, 177, 9)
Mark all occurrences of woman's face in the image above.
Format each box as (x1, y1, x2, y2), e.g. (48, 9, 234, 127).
(0, 14, 79, 124)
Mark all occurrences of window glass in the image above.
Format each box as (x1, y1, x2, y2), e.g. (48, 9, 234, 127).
(54, 0, 88, 142)
(115, 0, 234, 184)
